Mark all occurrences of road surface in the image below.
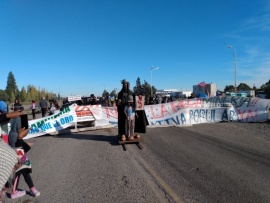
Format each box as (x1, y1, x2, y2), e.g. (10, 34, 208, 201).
(4, 122, 270, 203)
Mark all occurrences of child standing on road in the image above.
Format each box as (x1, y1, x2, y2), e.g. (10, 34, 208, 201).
(30, 100, 36, 120)
(124, 95, 138, 141)
(12, 136, 40, 199)
(8, 107, 40, 199)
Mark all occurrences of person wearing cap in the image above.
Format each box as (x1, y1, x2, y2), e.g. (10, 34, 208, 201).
(124, 95, 138, 141)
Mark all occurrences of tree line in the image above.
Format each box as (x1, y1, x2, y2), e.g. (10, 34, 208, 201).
(1, 71, 270, 104)
(0, 71, 58, 104)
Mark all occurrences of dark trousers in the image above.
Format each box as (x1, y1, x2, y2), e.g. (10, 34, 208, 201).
(41, 108, 47, 117)
(14, 170, 34, 190)
(32, 109, 36, 119)
(117, 106, 126, 137)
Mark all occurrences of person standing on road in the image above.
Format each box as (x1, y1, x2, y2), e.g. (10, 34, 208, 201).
(12, 135, 41, 199)
(117, 79, 134, 141)
(39, 96, 48, 117)
(12, 99, 24, 111)
(124, 95, 138, 141)
(89, 94, 97, 105)
(8, 107, 40, 199)
(30, 100, 36, 120)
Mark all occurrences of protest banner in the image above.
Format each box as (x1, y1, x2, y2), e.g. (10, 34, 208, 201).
(75, 105, 95, 122)
(17, 96, 270, 139)
(135, 95, 145, 111)
(24, 104, 78, 139)
(99, 96, 270, 126)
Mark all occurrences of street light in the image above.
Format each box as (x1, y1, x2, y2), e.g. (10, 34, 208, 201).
(227, 45, 237, 94)
(151, 66, 159, 97)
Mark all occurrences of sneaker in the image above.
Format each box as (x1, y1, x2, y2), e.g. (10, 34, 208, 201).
(11, 190, 26, 199)
(30, 189, 40, 197)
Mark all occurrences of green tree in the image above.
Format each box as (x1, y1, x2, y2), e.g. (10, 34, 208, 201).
(224, 85, 235, 92)
(0, 89, 8, 101)
(27, 85, 39, 102)
(260, 79, 270, 99)
(237, 83, 251, 90)
(10, 91, 15, 104)
(141, 80, 152, 98)
(102, 90, 109, 97)
(109, 89, 117, 99)
(5, 71, 18, 102)
(133, 77, 146, 96)
(20, 86, 27, 102)
(260, 79, 270, 90)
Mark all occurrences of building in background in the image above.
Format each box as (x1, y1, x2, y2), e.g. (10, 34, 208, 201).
(193, 83, 217, 97)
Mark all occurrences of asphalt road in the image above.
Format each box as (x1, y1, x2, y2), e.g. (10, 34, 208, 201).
(3, 122, 270, 203)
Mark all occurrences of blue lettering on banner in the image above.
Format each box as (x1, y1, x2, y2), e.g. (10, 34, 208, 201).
(60, 116, 74, 125)
(171, 113, 186, 125)
(171, 115, 180, 125)
(190, 109, 215, 123)
(203, 109, 215, 122)
(40, 123, 53, 131)
(229, 110, 236, 121)
(221, 109, 228, 120)
(53, 120, 61, 127)
(29, 128, 39, 134)
(190, 110, 199, 123)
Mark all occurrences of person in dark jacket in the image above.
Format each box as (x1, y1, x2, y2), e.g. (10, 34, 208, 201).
(39, 97, 48, 117)
(117, 80, 134, 141)
(12, 99, 24, 110)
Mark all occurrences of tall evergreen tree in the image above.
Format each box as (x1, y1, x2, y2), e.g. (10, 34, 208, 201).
(133, 77, 144, 95)
(141, 80, 152, 98)
(5, 71, 18, 102)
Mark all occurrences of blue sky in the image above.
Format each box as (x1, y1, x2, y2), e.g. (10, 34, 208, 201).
(1, 0, 270, 97)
